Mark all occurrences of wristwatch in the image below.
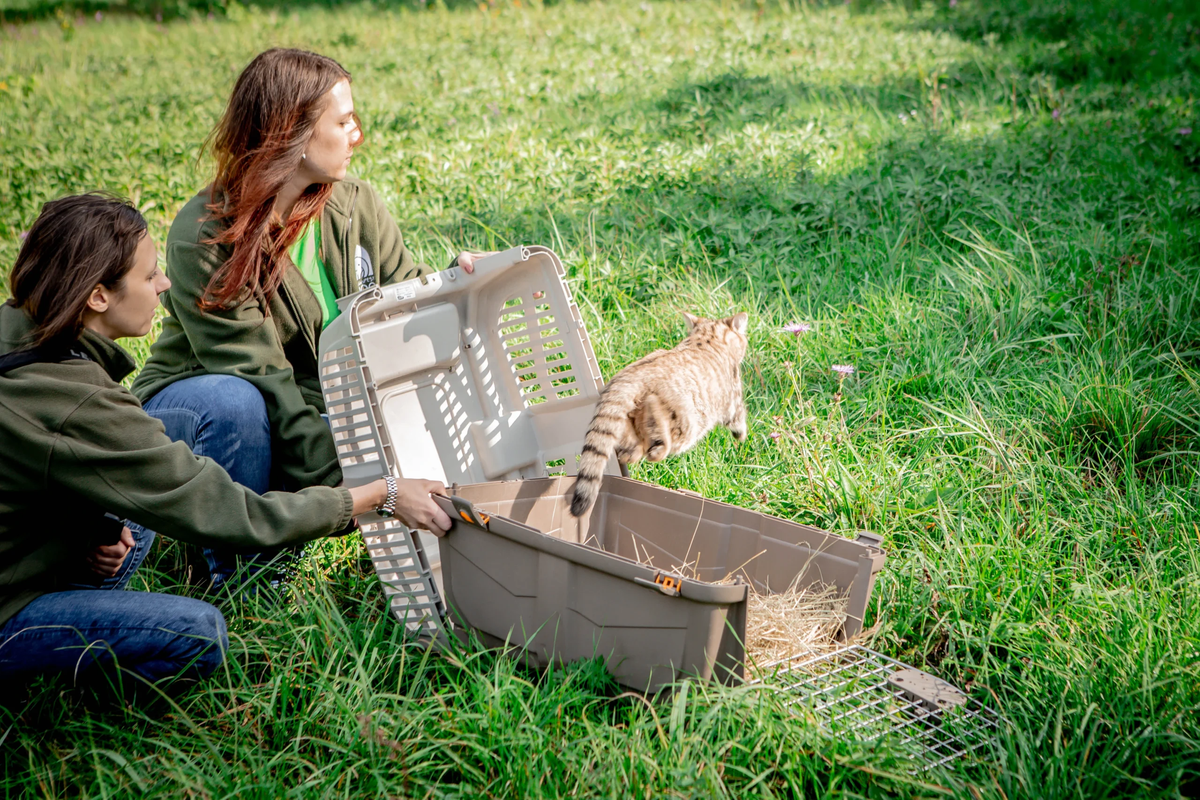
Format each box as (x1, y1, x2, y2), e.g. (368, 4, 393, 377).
(379, 475, 398, 518)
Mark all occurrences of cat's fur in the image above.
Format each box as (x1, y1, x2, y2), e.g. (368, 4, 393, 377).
(569, 312, 750, 518)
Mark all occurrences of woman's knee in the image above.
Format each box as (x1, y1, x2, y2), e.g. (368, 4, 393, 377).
(146, 375, 271, 490)
(190, 604, 228, 679)
(158, 597, 229, 681)
(193, 376, 269, 441)
(0, 592, 230, 686)
(147, 375, 269, 442)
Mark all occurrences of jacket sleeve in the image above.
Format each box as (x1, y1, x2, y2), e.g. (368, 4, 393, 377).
(164, 240, 341, 488)
(368, 182, 429, 286)
(52, 386, 354, 550)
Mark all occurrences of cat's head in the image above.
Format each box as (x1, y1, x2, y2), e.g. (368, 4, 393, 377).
(681, 311, 750, 360)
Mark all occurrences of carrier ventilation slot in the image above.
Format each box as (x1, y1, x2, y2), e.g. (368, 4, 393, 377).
(320, 346, 387, 468)
(498, 292, 580, 407)
(319, 337, 445, 638)
(359, 515, 444, 636)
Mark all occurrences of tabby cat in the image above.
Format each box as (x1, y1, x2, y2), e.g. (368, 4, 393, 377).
(569, 311, 750, 518)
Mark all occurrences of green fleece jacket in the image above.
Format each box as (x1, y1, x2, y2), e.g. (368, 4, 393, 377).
(0, 302, 355, 626)
(131, 178, 427, 489)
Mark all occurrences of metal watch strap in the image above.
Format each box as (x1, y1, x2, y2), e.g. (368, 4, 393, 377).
(379, 475, 398, 518)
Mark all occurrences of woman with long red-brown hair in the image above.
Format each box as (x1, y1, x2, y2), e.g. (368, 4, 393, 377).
(133, 49, 483, 588)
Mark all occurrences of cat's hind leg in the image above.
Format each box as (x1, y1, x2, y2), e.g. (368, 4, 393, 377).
(615, 417, 645, 465)
(641, 394, 673, 461)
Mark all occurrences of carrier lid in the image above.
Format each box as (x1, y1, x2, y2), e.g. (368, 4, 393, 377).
(318, 245, 620, 491)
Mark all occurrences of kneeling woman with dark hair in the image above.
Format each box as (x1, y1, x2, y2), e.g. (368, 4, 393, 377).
(0, 194, 451, 689)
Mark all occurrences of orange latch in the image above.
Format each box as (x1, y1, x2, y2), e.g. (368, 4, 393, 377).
(655, 573, 681, 592)
(458, 509, 490, 526)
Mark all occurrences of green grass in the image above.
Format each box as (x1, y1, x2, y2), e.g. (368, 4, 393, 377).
(3, 0, 1200, 796)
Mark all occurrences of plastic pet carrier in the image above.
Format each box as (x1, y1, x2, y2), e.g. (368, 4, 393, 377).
(317, 246, 1000, 760)
(432, 476, 885, 690)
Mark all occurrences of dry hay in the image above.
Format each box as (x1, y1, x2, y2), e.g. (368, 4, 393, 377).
(622, 516, 850, 671)
(743, 581, 848, 672)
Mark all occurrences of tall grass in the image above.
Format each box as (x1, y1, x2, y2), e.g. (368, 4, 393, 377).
(2, 0, 1199, 796)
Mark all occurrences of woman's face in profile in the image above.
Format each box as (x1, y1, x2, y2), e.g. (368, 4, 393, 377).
(90, 233, 171, 340)
(299, 79, 361, 185)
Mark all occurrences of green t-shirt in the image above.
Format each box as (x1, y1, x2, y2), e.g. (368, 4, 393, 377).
(288, 220, 340, 329)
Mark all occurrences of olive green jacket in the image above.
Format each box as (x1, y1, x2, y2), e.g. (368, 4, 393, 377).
(131, 178, 427, 489)
(0, 302, 355, 625)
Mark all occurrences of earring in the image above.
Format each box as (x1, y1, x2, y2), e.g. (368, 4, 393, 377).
(301, 153, 308, 161)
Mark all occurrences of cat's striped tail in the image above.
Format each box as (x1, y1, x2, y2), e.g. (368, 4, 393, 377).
(569, 385, 635, 518)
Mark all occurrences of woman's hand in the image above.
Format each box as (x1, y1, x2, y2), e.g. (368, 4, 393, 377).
(454, 251, 498, 275)
(86, 526, 135, 577)
(393, 479, 453, 534)
(347, 478, 453, 534)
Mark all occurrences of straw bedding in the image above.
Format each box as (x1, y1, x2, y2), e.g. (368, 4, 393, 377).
(742, 582, 848, 670)
(619, 527, 851, 670)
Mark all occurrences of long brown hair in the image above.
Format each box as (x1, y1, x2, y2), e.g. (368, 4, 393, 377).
(201, 48, 361, 311)
(9, 193, 147, 348)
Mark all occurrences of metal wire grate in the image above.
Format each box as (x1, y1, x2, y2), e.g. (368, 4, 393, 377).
(756, 645, 1003, 771)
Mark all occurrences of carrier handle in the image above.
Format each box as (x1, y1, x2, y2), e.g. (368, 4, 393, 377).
(449, 495, 491, 529)
(854, 530, 883, 548)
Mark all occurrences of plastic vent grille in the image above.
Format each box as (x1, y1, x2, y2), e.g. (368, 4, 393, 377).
(320, 344, 390, 470)
(758, 646, 1002, 772)
(359, 515, 444, 635)
(498, 293, 581, 407)
(319, 337, 445, 637)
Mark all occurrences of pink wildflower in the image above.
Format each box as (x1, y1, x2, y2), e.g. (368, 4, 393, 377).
(831, 364, 856, 375)
(94, 10, 102, 20)
(769, 432, 781, 441)
(780, 322, 811, 335)
(1052, 108, 1061, 120)
(1180, 127, 1194, 136)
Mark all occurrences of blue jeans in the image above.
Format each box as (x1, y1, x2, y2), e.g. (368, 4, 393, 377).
(0, 528, 227, 688)
(142, 374, 302, 591)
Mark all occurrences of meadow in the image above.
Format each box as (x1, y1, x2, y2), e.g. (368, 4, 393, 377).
(3, 0, 1200, 796)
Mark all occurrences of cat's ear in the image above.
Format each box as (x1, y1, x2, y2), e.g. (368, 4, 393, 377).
(727, 312, 749, 335)
(682, 311, 700, 331)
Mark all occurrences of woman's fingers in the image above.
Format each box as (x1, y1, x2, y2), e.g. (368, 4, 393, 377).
(87, 534, 132, 577)
(421, 480, 452, 532)
(426, 501, 453, 535)
(86, 554, 118, 576)
(454, 251, 499, 275)
(394, 479, 452, 533)
(404, 498, 451, 533)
